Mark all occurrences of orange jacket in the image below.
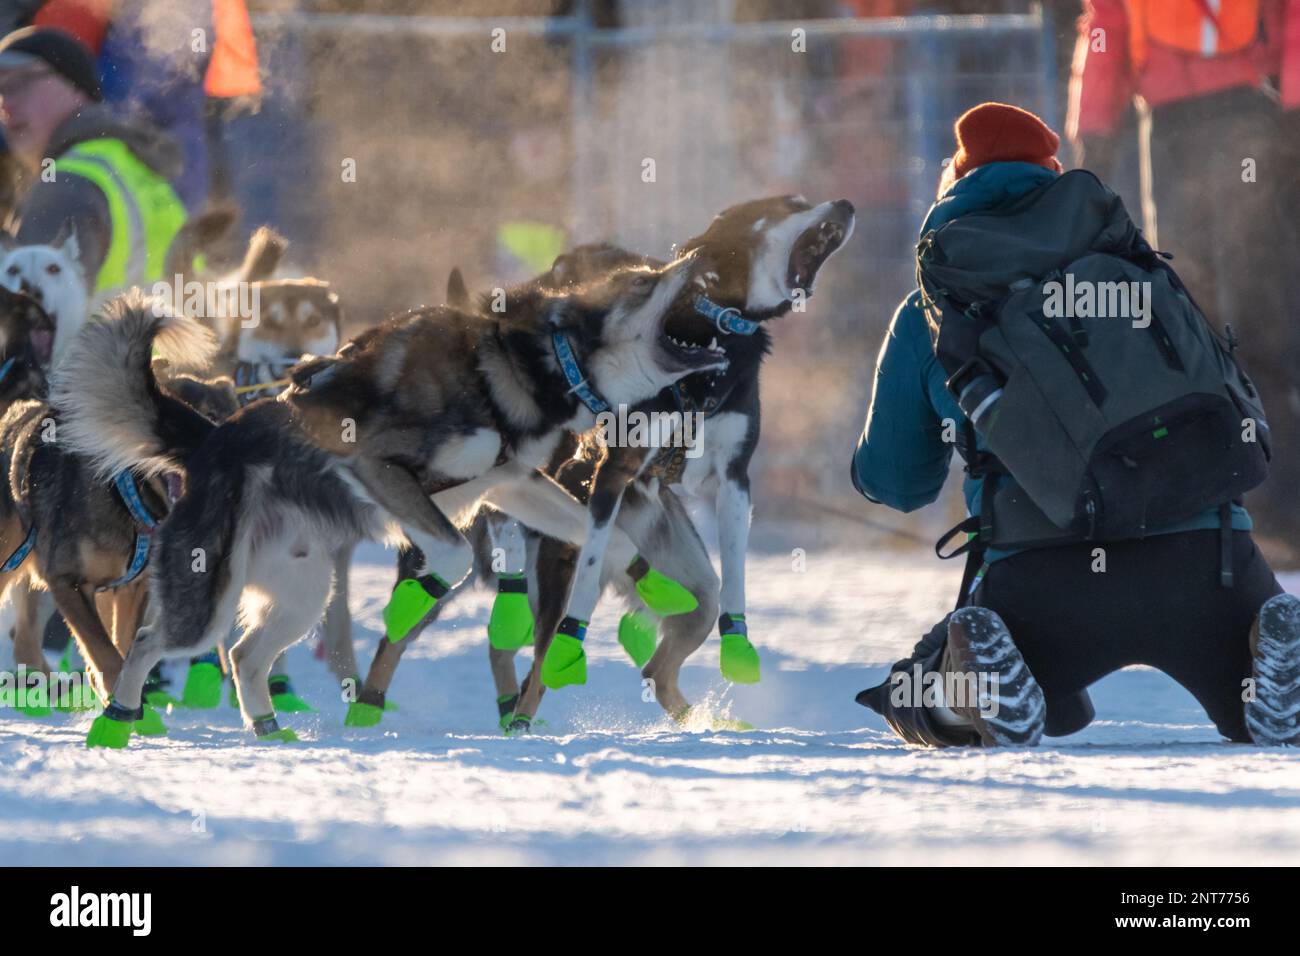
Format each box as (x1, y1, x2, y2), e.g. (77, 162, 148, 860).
(1068, 0, 1296, 139)
(205, 0, 261, 98)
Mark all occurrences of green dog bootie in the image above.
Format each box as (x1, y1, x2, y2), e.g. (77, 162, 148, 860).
(344, 687, 388, 727)
(15, 672, 51, 717)
(344, 700, 384, 728)
(54, 674, 98, 712)
(541, 618, 588, 689)
(497, 693, 518, 733)
(252, 714, 299, 743)
(134, 703, 168, 737)
(384, 573, 449, 643)
(618, 611, 658, 668)
(85, 701, 138, 749)
(143, 663, 180, 709)
(627, 556, 698, 617)
(269, 676, 316, 713)
(719, 615, 761, 684)
(488, 574, 534, 650)
(181, 653, 223, 709)
(503, 713, 532, 736)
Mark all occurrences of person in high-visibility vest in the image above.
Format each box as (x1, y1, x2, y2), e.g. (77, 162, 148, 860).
(0, 26, 186, 300)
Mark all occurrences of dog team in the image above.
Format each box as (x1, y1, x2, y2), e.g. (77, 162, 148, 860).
(0, 189, 856, 747)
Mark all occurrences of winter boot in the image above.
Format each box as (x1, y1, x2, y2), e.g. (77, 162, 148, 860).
(944, 607, 1045, 746)
(1246, 593, 1300, 746)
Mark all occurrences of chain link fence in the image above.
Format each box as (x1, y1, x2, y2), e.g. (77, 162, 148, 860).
(238, 1, 1053, 525)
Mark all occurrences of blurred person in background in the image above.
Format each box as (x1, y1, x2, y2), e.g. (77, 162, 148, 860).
(23, 0, 261, 216)
(0, 25, 189, 298)
(1067, 0, 1300, 562)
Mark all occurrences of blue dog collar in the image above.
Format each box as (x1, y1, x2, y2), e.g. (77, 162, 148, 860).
(114, 471, 159, 530)
(551, 332, 610, 414)
(0, 355, 16, 387)
(1, 523, 36, 573)
(693, 296, 759, 336)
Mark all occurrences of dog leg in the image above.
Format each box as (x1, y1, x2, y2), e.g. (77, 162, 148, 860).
(481, 471, 638, 569)
(49, 579, 123, 705)
(351, 458, 474, 643)
(104, 579, 148, 657)
(9, 580, 46, 674)
(507, 534, 576, 732)
(536, 445, 650, 690)
(230, 541, 333, 740)
(321, 543, 358, 684)
(346, 545, 453, 726)
(715, 477, 760, 684)
(618, 489, 718, 719)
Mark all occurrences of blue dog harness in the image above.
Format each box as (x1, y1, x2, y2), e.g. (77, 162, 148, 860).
(1, 469, 165, 584)
(0, 468, 167, 582)
(693, 295, 759, 336)
(0, 523, 36, 573)
(552, 331, 610, 414)
(100, 471, 160, 590)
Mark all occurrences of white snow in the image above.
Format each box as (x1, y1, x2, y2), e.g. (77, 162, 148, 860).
(2, 539, 1299, 866)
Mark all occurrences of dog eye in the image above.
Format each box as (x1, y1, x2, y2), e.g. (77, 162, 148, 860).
(45, 263, 60, 275)
(632, 275, 653, 290)
(5, 266, 16, 276)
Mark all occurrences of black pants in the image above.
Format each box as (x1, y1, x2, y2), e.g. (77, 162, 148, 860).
(879, 530, 1282, 744)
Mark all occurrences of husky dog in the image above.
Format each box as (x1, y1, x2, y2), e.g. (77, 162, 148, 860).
(59, 255, 724, 745)
(0, 226, 87, 368)
(505, 197, 855, 730)
(0, 312, 234, 707)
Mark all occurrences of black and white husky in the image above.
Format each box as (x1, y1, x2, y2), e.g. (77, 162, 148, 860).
(506, 196, 856, 729)
(53, 255, 725, 743)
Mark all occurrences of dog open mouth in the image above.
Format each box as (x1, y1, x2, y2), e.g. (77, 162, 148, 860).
(658, 319, 729, 375)
(788, 217, 850, 293)
(30, 326, 53, 366)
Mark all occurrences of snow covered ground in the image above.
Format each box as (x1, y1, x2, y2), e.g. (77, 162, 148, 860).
(3, 536, 1299, 866)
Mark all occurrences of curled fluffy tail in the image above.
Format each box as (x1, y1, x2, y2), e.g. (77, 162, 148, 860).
(49, 290, 219, 481)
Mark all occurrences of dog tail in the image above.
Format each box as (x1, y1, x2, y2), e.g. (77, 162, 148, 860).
(50, 290, 219, 481)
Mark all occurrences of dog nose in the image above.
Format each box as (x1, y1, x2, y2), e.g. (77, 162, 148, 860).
(832, 199, 855, 216)
(18, 279, 40, 301)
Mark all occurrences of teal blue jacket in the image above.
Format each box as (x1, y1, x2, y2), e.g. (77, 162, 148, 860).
(851, 162, 1249, 555)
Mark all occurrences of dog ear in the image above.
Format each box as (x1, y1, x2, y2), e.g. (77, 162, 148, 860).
(288, 354, 340, 393)
(549, 253, 572, 286)
(52, 219, 81, 264)
(446, 268, 470, 308)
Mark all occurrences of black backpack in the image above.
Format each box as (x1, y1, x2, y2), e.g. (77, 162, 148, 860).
(917, 170, 1269, 585)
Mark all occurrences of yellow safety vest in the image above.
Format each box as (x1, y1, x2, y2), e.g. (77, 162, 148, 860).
(55, 137, 187, 295)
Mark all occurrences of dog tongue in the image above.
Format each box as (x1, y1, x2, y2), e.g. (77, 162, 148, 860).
(30, 329, 52, 364)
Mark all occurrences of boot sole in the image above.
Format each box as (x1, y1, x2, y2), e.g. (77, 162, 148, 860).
(1246, 593, 1300, 746)
(947, 608, 1046, 747)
